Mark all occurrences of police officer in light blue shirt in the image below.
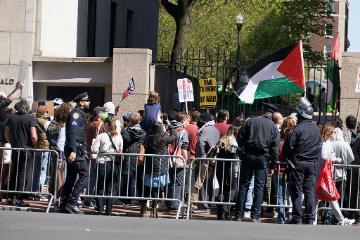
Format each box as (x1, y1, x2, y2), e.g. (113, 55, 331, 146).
(60, 92, 90, 214)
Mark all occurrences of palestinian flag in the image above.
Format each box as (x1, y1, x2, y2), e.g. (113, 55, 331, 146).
(236, 42, 305, 104)
(326, 33, 340, 112)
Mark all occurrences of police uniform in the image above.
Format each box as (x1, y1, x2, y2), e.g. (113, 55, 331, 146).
(235, 103, 280, 221)
(283, 97, 321, 224)
(60, 92, 89, 213)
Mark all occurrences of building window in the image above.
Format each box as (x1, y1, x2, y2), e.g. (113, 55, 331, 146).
(323, 44, 332, 60)
(87, 0, 97, 57)
(325, 23, 333, 38)
(109, 1, 117, 57)
(126, 9, 134, 48)
(327, 0, 335, 16)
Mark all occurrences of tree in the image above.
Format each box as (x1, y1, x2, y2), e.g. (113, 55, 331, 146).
(160, 0, 198, 64)
(159, 0, 330, 61)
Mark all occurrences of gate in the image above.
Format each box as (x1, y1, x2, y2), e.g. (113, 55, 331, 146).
(155, 48, 338, 121)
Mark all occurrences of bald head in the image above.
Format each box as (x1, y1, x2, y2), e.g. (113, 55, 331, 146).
(273, 112, 284, 125)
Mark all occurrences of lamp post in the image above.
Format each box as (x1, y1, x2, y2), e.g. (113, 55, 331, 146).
(236, 14, 243, 82)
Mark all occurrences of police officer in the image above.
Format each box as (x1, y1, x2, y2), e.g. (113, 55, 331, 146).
(234, 103, 280, 222)
(60, 92, 90, 214)
(283, 97, 321, 224)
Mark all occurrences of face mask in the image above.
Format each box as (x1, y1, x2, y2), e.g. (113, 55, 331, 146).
(101, 112, 109, 121)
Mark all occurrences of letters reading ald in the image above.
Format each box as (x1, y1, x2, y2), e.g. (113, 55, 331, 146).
(199, 78, 217, 109)
(0, 78, 15, 85)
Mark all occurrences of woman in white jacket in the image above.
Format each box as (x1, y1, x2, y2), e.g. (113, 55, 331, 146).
(91, 119, 123, 215)
(321, 123, 354, 225)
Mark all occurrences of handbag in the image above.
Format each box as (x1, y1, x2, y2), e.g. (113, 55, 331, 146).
(315, 160, 340, 201)
(170, 130, 187, 168)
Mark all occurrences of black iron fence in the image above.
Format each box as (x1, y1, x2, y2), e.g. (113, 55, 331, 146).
(154, 48, 338, 121)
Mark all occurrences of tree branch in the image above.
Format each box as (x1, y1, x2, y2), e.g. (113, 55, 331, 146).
(161, 0, 178, 18)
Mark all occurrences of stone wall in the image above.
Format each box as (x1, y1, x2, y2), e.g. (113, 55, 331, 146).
(340, 52, 360, 121)
(0, 0, 36, 100)
(112, 48, 153, 117)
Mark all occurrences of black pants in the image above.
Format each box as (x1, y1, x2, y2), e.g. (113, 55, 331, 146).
(8, 150, 34, 200)
(61, 156, 89, 206)
(235, 154, 268, 220)
(289, 161, 316, 224)
(96, 161, 119, 213)
(216, 161, 232, 220)
(119, 169, 136, 205)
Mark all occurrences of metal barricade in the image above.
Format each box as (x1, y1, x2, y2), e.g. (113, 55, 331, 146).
(186, 157, 241, 219)
(75, 152, 186, 219)
(317, 163, 360, 221)
(0, 147, 59, 213)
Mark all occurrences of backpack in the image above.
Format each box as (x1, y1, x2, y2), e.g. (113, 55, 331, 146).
(168, 128, 187, 168)
(46, 120, 60, 147)
(36, 118, 49, 149)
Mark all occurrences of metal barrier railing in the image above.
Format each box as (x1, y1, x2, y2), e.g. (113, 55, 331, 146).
(186, 157, 241, 219)
(317, 164, 360, 217)
(0, 147, 59, 213)
(76, 153, 186, 219)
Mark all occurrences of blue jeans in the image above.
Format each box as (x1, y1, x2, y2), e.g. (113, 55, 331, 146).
(272, 174, 286, 224)
(245, 175, 255, 211)
(235, 154, 268, 219)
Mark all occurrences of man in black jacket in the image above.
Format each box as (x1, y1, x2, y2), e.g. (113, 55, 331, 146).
(283, 97, 321, 224)
(234, 103, 280, 222)
(121, 112, 146, 203)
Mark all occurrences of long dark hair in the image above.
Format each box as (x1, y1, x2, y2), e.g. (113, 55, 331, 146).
(148, 123, 164, 150)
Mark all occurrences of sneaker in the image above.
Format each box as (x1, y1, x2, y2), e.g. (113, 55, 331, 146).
(65, 203, 84, 214)
(40, 195, 49, 202)
(340, 218, 355, 226)
(243, 211, 251, 219)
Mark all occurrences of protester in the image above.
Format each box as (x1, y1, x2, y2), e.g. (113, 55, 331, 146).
(5, 98, 37, 206)
(272, 117, 295, 224)
(34, 106, 51, 195)
(185, 111, 200, 161)
(320, 122, 355, 225)
(167, 111, 189, 210)
(142, 122, 176, 215)
(121, 112, 146, 204)
(91, 119, 123, 215)
(343, 115, 357, 146)
(216, 124, 239, 220)
(0, 82, 23, 110)
(141, 91, 162, 133)
(213, 109, 230, 137)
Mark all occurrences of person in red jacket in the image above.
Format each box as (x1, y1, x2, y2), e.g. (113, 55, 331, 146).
(185, 111, 201, 161)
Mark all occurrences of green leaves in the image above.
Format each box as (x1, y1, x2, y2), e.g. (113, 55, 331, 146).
(158, 0, 330, 60)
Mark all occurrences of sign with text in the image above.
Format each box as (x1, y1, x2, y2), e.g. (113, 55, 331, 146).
(356, 67, 360, 93)
(199, 78, 217, 109)
(177, 78, 194, 103)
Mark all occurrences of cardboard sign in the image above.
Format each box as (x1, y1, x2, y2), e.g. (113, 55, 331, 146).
(177, 78, 194, 103)
(199, 78, 217, 109)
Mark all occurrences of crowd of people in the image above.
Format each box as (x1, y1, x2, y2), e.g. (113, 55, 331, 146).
(0, 84, 359, 226)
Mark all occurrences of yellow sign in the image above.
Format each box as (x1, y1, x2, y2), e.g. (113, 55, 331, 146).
(199, 78, 217, 109)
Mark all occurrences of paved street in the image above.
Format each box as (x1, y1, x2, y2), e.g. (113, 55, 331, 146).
(0, 211, 359, 240)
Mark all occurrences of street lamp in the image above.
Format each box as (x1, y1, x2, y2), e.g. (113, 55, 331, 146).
(235, 14, 244, 95)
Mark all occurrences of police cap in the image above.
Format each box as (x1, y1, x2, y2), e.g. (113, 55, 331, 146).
(263, 102, 278, 113)
(73, 92, 89, 102)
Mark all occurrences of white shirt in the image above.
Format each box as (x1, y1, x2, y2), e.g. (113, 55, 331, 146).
(91, 132, 123, 163)
(321, 140, 337, 162)
(57, 126, 66, 152)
